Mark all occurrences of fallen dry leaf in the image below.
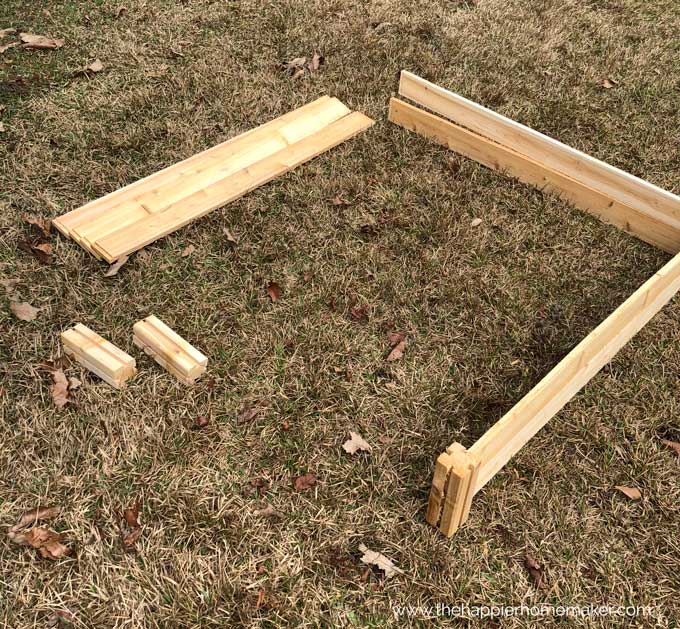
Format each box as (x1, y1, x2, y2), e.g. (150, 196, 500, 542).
(343, 431, 372, 454)
(181, 244, 195, 257)
(86, 58, 103, 73)
(281, 56, 306, 75)
(19, 239, 53, 265)
(50, 369, 69, 408)
(253, 504, 281, 518)
(386, 333, 407, 362)
(104, 254, 129, 277)
(122, 526, 142, 548)
(661, 439, 680, 456)
(293, 472, 317, 491)
(350, 304, 368, 322)
(24, 527, 71, 559)
(19, 32, 65, 49)
(267, 281, 281, 302)
(121, 501, 142, 550)
(524, 555, 546, 589)
(615, 485, 641, 500)
(68, 376, 81, 390)
(194, 414, 209, 428)
(223, 226, 237, 243)
(470, 217, 483, 227)
(123, 501, 141, 529)
(10, 300, 39, 321)
(308, 52, 324, 72)
(46, 609, 76, 628)
(0, 41, 19, 53)
(331, 193, 350, 206)
(115, 6, 128, 18)
(9, 505, 60, 534)
(237, 401, 267, 423)
(22, 213, 51, 238)
(0, 28, 16, 39)
(602, 78, 618, 89)
(359, 543, 403, 578)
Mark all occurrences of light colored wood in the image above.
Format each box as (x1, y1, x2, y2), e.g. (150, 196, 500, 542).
(389, 97, 680, 254)
(399, 71, 680, 233)
(95, 111, 374, 261)
(426, 452, 454, 526)
(52, 96, 340, 237)
(438, 443, 479, 537)
(61, 324, 136, 388)
(132, 315, 207, 384)
(468, 249, 680, 492)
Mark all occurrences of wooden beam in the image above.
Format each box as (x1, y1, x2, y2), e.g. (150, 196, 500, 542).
(468, 248, 680, 492)
(388, 97, 680, 254)
(398, 71, 680, 243)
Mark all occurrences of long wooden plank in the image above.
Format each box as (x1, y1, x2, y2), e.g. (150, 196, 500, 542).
(399, 71, 680, 229)
(52, 96, 341, 236)
(468, 249, 680, 492)
(94, 111, 374, 261)
(389, 98, 680, 254)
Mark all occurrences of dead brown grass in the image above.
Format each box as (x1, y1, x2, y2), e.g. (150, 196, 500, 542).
(1, 0, 679, 626)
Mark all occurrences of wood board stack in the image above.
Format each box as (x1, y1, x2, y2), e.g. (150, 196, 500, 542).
(61, 324, 137, 388)
(53, 97, 374, 262)
(133, 315, 207, 385)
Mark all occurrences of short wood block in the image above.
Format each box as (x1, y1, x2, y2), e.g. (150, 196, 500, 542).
(132, 315, 207, 384)
(61, 323, 136, 388)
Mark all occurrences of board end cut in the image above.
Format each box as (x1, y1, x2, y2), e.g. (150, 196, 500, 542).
(61, 323, 137, 388)
(133, 315, 207, 385)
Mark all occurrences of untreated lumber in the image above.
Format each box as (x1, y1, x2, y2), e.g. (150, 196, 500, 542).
(133, 315, 207, 385)
(53, 97, 374, 262)
(397, 71, 680, 253)
(389, 97, 680, 254)
(61, 324, 136, 388)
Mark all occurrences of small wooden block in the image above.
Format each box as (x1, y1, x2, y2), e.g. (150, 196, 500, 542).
(61, 323, 136, 388)
(132, 315, 207, 384)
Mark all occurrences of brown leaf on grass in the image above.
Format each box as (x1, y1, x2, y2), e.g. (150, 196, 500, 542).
(358, 543, 403, 578)
(386, 333, 407, 362)
(248, 478, 269, 497)
(470, 217, 483, 227)
(524, 555, 546, 589)
(68, 376, 81, 390)
(19, 32, 65, 49)
(254, 504, 281, 518)
(602, 78, 618, 89)
(222, 227, 237, 244)
(331, 193, 350, 206)
(350, 304, 369, 322)
(104, 254, 129, 277)
(122, 526, 142, 548)
(308, 52, 325, 72)
(293, 472, 317, 491)
(123, 501, 142, 529)
(22, 212, 51, 238)
(281, 56, 306, 75)
(0, 28, 17, 39)
(50, 370, 70, 408)
(115, 6, 128, 18)
(343, 431, 372, 454)
(22, 527, 71, 559)
(86, 58, 103, 73)
(181, 244, 195, 257)
(9, 505, 60, 534)
(0, 41, 19, 53)
(10, 300, 39, 321)
(661, 439, 680, 456)
(615, 485, 642, 500)
(46, 609, 77, 628)
(237, 401, 267, 424)
(121, 501, 142, 550)
(194, 415, 209, 428)
(19, 239, 53, 264)
(267, 281, 281, 302)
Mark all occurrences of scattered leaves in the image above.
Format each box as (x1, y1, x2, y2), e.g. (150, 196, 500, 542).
(470, 217, 483, 227)
(267, 281, 281, 302)
(358, 544, 403, 578)
(661, 439, 680, 456)
(10, 300, 39, 321)
(181, 244, 195, 257)
(121, 501, 142, 550)
(19, 32, 65, 50)
(104, 254, 129, 277)
(343, 431, 372, 454)
(524, 555, 546, 589)
(615, 485, 641, 500)
(280, 53, 324, 78)
(50, 369, 70, 408)
(293, 472, 317, 491)
(386, 332, 407, 362)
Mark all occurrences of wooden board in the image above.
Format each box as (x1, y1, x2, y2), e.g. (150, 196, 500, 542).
(133, 315, 207, 384)
(389, 97, 680, 254)
(61, 324, 136, 388)
(398, 71, 680, 237)
(54, 98, 374, 262)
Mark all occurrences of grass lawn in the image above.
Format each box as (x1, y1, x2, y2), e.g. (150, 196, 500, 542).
(1, 0, 679, 626)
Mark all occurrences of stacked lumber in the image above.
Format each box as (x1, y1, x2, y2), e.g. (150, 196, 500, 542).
(133, 315, 207, 385)
(53, 97, 374, 262)
(61, 324, 136, 388)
